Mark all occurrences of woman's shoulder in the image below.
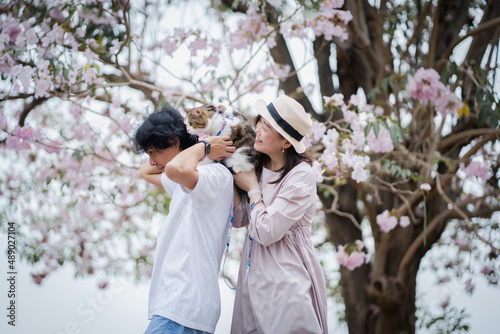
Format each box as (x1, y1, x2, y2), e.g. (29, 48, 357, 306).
(285, 161, 315, 183)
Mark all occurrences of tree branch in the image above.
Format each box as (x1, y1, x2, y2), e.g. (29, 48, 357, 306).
(438, 16, 500, 70)
(438, 128, 500, 151)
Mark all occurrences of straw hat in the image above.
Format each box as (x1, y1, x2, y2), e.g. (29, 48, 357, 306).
(255, 95, 312, 154)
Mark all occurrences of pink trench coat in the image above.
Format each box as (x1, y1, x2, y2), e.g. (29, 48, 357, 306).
(230, 162, 328, 334)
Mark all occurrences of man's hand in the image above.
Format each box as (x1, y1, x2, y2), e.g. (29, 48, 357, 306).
(204, 136, 236, 161)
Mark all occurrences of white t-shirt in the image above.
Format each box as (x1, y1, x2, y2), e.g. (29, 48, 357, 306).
(148, 163, 233, 333)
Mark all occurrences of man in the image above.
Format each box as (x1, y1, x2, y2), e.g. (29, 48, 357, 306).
(133, 107, 235, 334)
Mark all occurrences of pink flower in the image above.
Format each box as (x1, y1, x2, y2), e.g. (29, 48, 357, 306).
(337, 240, 370, 271)
(18, 66, 34, 92)
(373, 106, 384, 115)
(13, 125, 37, 140)
(324, 93, 344, 107)
(351, 167, 367, 183)
(31, 272, 47, 285)
(322, 128, 339, 151)
(420, 183, 431, 191)
(320, 0, 345, 10)
(309, 121, 326, 143)
(204, 54, 219, 67)
(434, 88, 463, 115)
(82, 67, 98, 85)
(343, 109, 358, 123)
(6, 135, 29, 150)
(348, 94, 361, 106)
(480, 266, 494, 276)
(461, 161, 489, 181)
(407, 68, 445, 105)
(376, 210, 398, 233)
(320, 149, 338, 170)
(189, 38, 207, 56)
(83, 47, 98, 61)
(351, 129, 366, 150)
(34, 76, 51, 98)
(109, 39, 121, 54)
(367, 127, 394, 153)
(399, 216, 410, 228)
(312, 160, 324, 183)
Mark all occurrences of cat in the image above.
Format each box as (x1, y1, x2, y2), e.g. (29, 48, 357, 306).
(184, 103, 258, 173)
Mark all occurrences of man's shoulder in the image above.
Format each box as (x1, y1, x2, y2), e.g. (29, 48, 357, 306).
(199, 162, 233, 178)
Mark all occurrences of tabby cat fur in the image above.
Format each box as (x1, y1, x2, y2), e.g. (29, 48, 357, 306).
(184, 103, 258, 173)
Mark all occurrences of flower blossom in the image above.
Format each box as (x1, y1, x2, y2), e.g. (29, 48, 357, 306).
(376, 210, 399, 233)
(189, 38, 207, 56)
(324, 93, 344, 107)
(366, 127, 394, 153)
(320, 149, 339, 170)
(407, 68, 444, 105)
(322, 128, 339, 151)
(460, 161, 489, 181)
(407, 67, 463, 116)
(399, 216, 410, 228)
(312, 160, 324, 183)
(337, 240, 370, 271)
(420, 183, 431, 191)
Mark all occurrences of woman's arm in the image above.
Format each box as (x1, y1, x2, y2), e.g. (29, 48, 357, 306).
(244, 169, 316, 246)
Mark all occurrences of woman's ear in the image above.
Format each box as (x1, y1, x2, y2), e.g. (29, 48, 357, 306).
(284, 140, 292, 149)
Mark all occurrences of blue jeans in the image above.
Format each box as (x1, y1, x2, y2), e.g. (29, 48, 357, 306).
(144, 315, 210, 334)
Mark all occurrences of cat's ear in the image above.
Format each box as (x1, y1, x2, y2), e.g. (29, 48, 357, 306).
(218, 104, 233, 116)
(184, 107, 190, 113)
(216, 104, 226, 113)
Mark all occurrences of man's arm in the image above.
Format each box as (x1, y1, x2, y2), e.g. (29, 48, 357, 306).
(165, 136, 235, 190)
(140, 162, 164, 188)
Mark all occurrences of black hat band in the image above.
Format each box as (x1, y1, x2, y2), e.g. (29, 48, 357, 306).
(266, 102, 303, 142)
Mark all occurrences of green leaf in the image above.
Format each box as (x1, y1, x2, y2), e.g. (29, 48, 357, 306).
(63, 67, 69, 81)
(72, 150, 82, 161)
(450, 61, 458, 75)
(388, 77, 395, 90)
(367, 88, 381, 101)
(53, 67, 61, 78)
(364, 123, 372, 137)
(380, 118, 389, 130)
(490, 107, 499, 128)
(381, 78, 389, 92)
(478, 105, 488, 126)
(389, 126, 399, 145)
(383, 159, 392, 170)
(373, 122, 380, 137)
(390, 165, 397, 175)
(396, 126, 405, 142)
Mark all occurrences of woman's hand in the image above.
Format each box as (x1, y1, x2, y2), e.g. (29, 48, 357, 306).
(204, 136, 235, 161)
(233, 169, 259, 193)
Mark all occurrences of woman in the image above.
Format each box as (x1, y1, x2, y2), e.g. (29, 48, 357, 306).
(231, 95, 328, 334)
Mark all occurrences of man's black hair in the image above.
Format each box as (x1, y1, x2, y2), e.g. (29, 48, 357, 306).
(132, 107, 198, 153)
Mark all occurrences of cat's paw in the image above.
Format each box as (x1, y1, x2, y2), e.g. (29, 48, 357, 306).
(230, 162, 254, 173)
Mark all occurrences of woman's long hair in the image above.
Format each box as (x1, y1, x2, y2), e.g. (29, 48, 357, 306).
(254, 115, 313, 184)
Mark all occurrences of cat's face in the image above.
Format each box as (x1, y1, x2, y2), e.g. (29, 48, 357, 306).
(184, 104, 219, 134)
